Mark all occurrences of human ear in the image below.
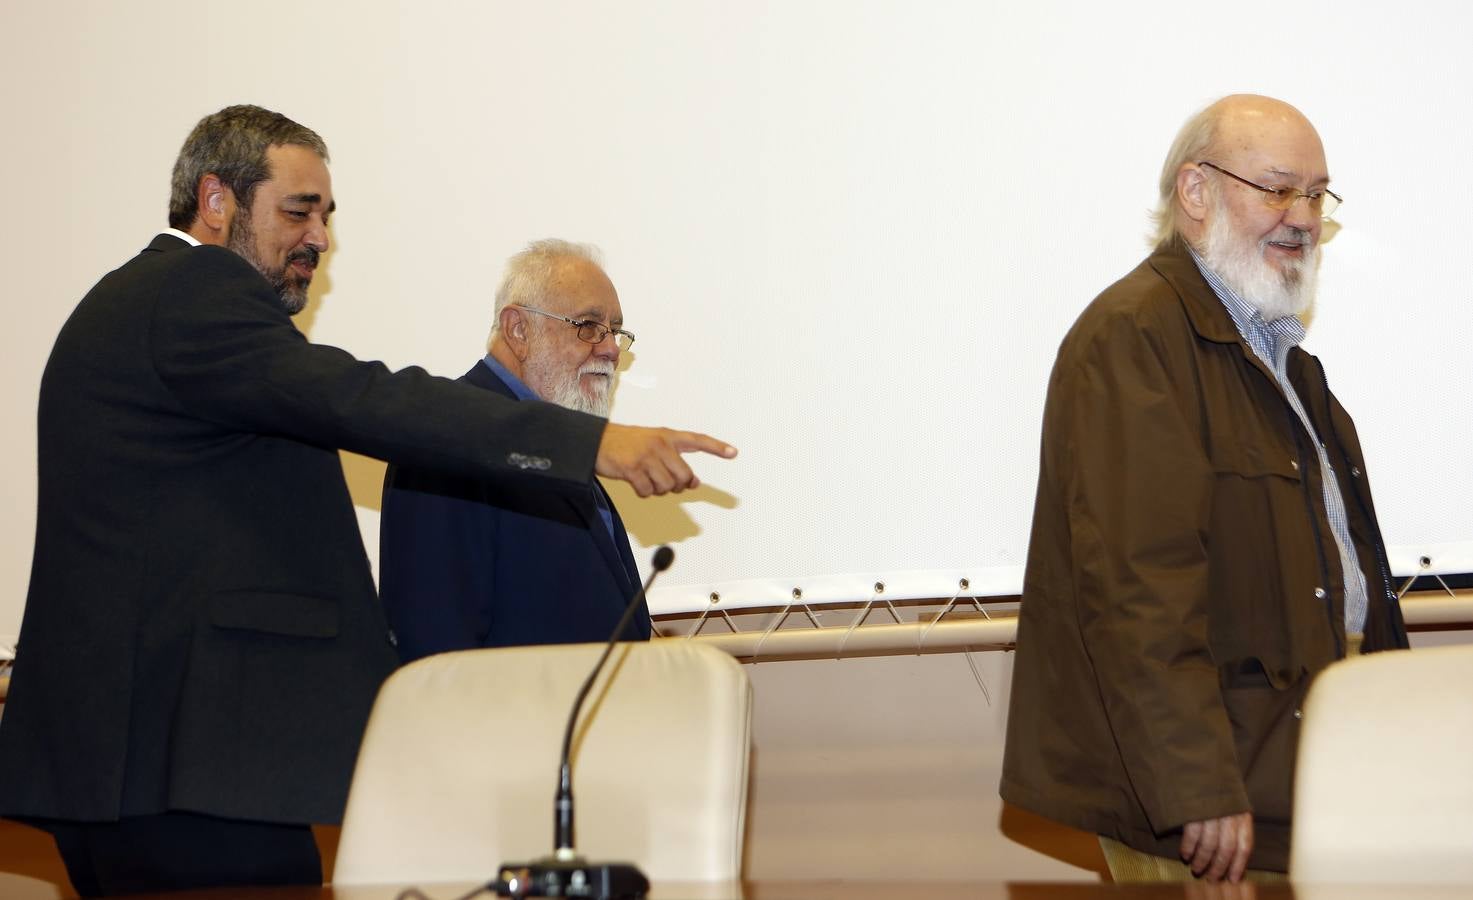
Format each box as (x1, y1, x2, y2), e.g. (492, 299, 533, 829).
(197, 174, 235, 236)
(1178, 164, 1209, 225)
(500, 306, 531, 361)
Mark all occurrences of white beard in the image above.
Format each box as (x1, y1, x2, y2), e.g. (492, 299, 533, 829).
(1199, 211, 1320, 323)
(525, 355, 615, 418)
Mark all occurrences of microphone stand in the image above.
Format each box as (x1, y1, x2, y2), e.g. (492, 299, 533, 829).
(494, 546, 673, 899)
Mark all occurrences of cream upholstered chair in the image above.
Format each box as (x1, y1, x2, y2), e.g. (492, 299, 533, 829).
(333, 640, 752, 886)
(1290, 643, 1473, 884)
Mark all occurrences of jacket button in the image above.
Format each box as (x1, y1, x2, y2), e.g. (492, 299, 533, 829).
(1351, 466, 1362, 478)
(1314, 587, 1327, 600)
(1294, 709, 1303, 720)
(1289, 459, 1300, 471)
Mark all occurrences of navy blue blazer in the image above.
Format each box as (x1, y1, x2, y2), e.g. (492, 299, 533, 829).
(379, 361, 649, 663)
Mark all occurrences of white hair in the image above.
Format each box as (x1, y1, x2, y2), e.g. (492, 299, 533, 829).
(487, 239, 605, 345)
(1149, 100, 1221, 249)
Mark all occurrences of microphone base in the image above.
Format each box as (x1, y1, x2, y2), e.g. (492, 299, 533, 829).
(495, 857, 650, 899)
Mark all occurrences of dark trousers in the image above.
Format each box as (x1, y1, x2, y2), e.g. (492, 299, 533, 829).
(32, 811, 320, 897)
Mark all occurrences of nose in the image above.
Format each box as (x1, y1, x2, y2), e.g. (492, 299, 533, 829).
(592, 330, 620, 362)
(1282, 193, 1319, 233)
(305, 217, 330, 254)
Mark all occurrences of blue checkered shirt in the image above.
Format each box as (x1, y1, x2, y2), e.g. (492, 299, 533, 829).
(1189, 250, 1368, 635)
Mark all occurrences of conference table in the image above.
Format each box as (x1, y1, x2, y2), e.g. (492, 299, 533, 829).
(4, 876, 1469, 900)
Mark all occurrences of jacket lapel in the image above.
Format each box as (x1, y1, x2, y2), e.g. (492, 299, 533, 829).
(468, 361, 638, 596)
(1151, 242, 1243, 346)
(1151, 242, 1282, 386)
(463, 359, 511, 394)
(591, 481, 640, 593)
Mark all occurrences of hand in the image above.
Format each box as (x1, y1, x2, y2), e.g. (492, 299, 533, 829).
(596, 424, 737, 497)
(1180, 812, 1253, 883)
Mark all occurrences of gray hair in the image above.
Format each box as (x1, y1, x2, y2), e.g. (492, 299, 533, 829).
(1148, 100, 1221, 249)
(168, 104, 328, 230)
(490, 239, 606, 338)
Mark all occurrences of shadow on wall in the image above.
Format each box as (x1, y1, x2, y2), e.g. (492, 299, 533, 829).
(341, 452, 388, 513)
(603, 479, 739, 548)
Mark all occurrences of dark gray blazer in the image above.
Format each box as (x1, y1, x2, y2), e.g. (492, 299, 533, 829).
(0, 234, 604, 825)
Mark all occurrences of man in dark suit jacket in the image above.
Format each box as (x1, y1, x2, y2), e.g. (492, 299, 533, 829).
(0, 105, 733, 896)
(382, 240, 651, 660)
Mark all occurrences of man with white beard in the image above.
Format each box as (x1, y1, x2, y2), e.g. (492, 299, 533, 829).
(379, 240, 652, 661)
(1000, 95, 1407, 883)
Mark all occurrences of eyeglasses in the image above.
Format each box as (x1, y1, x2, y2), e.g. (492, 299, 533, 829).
(516, 306, 635, 351)
(1198, 161, 1342, 219)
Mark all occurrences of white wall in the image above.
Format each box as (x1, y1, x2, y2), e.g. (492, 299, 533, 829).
(3, 1, 1472, 645)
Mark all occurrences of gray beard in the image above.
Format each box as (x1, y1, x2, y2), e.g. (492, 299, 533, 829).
(225, 210, 310, 315)
(1199, 212, 1319, 323)
(524, 355, 614, 417)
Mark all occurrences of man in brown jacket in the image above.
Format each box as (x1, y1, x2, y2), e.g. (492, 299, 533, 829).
(999, 95, 1407, 883)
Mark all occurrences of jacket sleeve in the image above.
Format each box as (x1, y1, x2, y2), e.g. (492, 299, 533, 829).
(1059, 305, 1251, 832)
(146, 246, 604, 488)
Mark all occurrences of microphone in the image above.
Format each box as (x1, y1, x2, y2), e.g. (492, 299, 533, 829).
(494, 546, 674, 899)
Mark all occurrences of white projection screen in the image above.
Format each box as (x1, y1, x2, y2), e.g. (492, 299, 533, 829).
(2, 1, 1470, 644)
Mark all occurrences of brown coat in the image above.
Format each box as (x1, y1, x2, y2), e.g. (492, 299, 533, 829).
(999, 242, 1407, 872)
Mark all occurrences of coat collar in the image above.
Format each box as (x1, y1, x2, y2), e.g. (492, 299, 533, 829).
(1146, 239, 1245, 347)
(464, 358, 509, 394)
(1149, 239, 1329, 404)
(145, 232, 192, 254)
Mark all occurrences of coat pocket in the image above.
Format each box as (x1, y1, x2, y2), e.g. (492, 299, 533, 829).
(209, 590, 340, 639)
(1209, 443, 1303, 482)
(1220, 659, 1308, 825)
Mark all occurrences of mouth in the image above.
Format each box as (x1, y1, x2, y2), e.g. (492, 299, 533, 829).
(579, 369, 614, 393)
(287, 247, 320, 282)
(289, 259, 316, 280)
(1262, 227, 1314, 262)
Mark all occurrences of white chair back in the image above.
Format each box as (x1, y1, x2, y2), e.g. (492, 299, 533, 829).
(1291, 644, 1473, 883)
(334, 640, 752, 886)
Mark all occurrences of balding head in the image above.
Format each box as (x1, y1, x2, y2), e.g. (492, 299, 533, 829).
(1157, 95, 1332, 321)
(1207, 95, 1323, 167)
(1151, 94, 1327, 250)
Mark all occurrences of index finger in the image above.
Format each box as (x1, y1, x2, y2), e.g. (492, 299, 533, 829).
(670, 430, 738, 459)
